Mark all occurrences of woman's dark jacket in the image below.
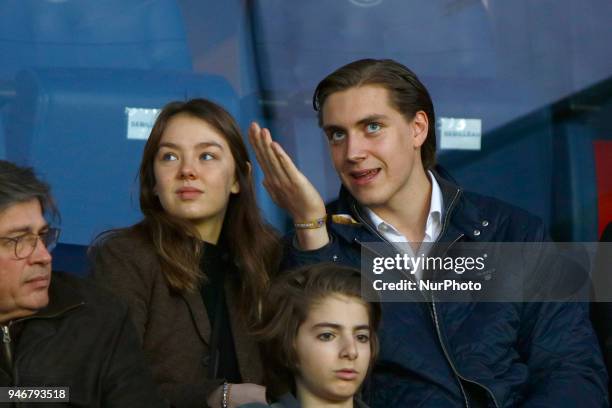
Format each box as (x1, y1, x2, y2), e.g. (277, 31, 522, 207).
(283, 171, 608, 407)
(90, 228, 263, 408)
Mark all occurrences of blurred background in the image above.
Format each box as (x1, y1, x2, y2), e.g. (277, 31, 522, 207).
(0, 0, 610, 275)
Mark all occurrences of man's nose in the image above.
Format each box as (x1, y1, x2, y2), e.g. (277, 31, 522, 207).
(345, 134, 367, 162)
(30, 238, 52, 265)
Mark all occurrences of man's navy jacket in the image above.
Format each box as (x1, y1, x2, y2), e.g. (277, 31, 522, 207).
(283, 170, 608, 407)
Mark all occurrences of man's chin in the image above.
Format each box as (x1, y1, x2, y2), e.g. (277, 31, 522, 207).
(5, 295, 49, 321)
(346, 188, 388, 209)
(23, 292, 50, 313)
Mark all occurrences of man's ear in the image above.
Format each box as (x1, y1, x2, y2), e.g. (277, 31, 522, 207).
(412, 111, 429, 148)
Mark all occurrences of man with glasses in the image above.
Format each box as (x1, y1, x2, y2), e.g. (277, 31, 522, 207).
(0, 160, 166, 407)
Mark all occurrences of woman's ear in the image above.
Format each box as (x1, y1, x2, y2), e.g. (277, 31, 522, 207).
(230, 179, 240, 194)
(230, 162, 251, 194)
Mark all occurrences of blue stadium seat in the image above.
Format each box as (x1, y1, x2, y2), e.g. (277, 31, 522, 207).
(0, 0, 191, 78)
(0, 115, 5, 160)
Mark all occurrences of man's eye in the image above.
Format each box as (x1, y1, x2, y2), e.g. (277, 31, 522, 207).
(366, 122, 381, 133)
(161, 152, 178, 161)
(200, 153, 215, 161)
(328, 131, 346, 143)
(317, 332, 335, 341)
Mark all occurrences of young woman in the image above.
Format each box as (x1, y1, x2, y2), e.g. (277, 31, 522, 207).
(91, 99, 280, 408)
(248, 263, 381, 408)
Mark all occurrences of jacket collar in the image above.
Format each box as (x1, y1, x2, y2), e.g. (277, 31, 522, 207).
(13, 272, 85, 324)
(39, 272, 85, 318)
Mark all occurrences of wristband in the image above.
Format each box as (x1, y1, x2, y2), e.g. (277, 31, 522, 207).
(294, 215, 327, 229)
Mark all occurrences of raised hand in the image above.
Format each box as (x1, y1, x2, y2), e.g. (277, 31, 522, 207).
(248, 122, 329, 250)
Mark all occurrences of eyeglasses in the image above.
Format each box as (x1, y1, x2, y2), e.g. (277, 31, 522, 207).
(0, 228, 60, 260)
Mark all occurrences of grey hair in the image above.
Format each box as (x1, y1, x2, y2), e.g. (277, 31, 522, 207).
(0, 160, 58, 220)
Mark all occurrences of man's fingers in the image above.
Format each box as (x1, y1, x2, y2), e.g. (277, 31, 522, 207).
(248, 122, 306, 210)
(259, 127, 291, 187)
(271, 141, 303, 183)
(248, 122, 275, 180)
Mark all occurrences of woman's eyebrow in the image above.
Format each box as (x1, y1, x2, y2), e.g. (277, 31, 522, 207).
(311, 322, 342, 330)
(158, 141, 223, 149)
(310, 323, 370, 331)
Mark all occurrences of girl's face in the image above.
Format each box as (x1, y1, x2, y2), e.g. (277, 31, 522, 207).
(153, 114, 239, 242)
(294, 294, 372, 407)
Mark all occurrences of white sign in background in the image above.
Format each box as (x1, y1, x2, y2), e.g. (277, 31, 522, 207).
(125, 107, 161, 140)
(438, 117, 482, 151)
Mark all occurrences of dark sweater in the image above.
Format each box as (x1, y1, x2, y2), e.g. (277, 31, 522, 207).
(200, 242, 241, 382)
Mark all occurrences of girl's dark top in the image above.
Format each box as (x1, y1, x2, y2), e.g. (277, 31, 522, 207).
(200, 241, 241, 383)
(237, 393, 370, 408)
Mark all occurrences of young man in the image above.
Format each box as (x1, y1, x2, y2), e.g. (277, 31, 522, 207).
(0, 160, 166, 407)
(249, 59, 607, 407)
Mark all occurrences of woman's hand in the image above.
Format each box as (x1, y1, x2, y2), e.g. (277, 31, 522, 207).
(248, 122, 329, 250)
(207, 383, 266, 408)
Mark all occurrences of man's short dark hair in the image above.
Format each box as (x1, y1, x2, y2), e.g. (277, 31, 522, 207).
(313, 58, 437, 170)
(0, 160, 57, 218)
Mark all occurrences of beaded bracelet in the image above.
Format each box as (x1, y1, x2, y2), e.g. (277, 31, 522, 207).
(221, 382, 232, 408)
(294, 215, 327, 229)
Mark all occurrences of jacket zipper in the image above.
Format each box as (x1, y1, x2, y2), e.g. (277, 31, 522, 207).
(425, 186, 472, 407)
(430, 233, 471, 408)
(351, 187, 499, 408)
(430, 189, 500, 408)
(1, 325, 12, 371)
(6, 302, 84, 392)
(351, 198, 470, 406)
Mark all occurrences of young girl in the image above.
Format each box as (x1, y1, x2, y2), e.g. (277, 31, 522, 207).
(249, 263, 380, 408)
(91, 98, 280, 408)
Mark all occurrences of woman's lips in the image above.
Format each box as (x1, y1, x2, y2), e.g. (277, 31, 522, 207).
(349, 168, 380, 186)
(176, 187, 202, 200)
(335, 369, 358, 380)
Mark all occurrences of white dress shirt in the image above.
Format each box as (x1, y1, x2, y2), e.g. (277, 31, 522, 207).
(364, 171, 443, 280)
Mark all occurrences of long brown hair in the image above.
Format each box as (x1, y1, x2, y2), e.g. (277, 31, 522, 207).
(253, 263, 381, 396)
(138, 98, 280, 320)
